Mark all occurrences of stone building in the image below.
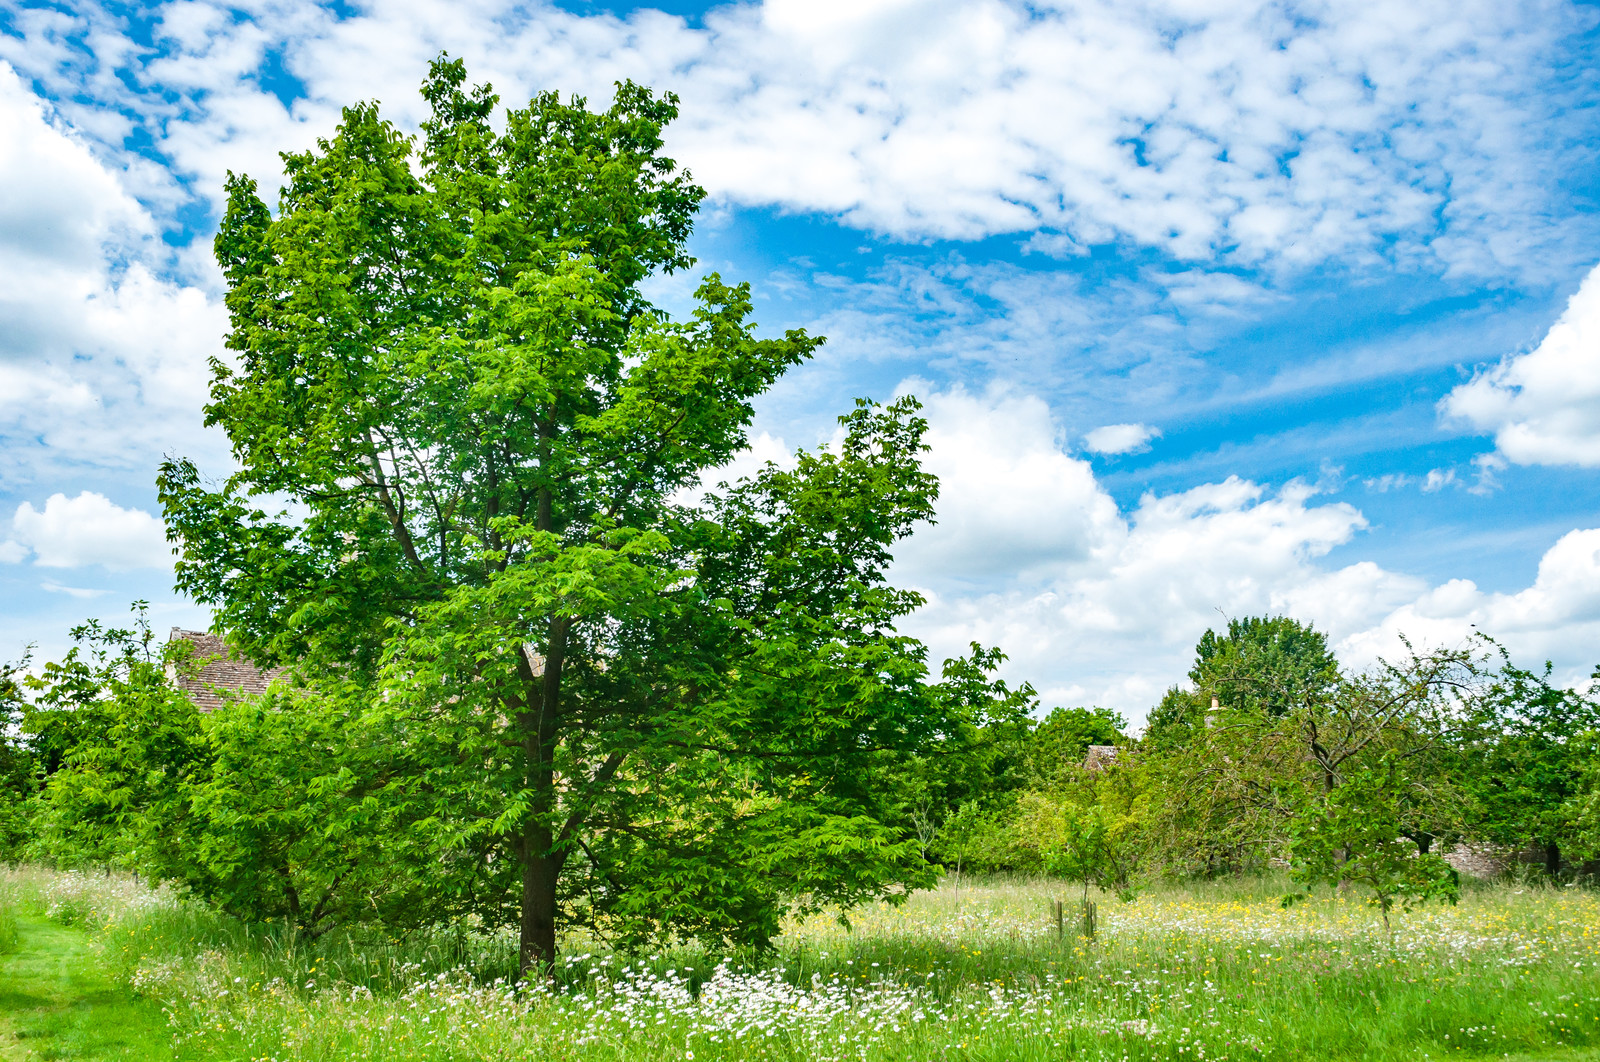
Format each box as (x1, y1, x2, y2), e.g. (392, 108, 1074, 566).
(165, 629, 283, 712)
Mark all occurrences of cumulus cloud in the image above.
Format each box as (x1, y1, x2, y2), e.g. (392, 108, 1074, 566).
(1339, 527, 1600, 680)
(5, 0, 1593, 277)
(1083, 423, 1161, 455)
(4, 492, 171, 570)
(1443, 261, 1600, 467)
(892, 388, 1123, 583)
(0, 61, 227, 488)
(890, 387, 1599, 721)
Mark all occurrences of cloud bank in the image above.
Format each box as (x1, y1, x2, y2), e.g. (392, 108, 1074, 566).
(0, 62, 227, 489)
(6, 0, 1595, 278)
(1445, 261, 1600, 468)
(891, 388, 1600, 719)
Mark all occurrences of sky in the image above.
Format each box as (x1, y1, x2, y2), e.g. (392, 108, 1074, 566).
(1, 0, 1599, 724)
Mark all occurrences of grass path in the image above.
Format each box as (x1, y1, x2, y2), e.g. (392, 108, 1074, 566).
(0, 915, 177, 1061)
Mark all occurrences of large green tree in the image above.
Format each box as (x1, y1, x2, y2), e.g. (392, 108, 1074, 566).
(159, 59, 1015, 974)
(1144, 616, 1339, 752)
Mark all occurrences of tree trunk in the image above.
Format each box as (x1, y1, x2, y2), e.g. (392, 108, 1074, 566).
(520, 822, 559, 977)
(518, 472, 567, 980)
(517, 612, 569, 981)
(1545, 840, 1561, 876)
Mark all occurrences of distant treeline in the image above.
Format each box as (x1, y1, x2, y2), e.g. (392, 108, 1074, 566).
(912, 615, 1600, 923)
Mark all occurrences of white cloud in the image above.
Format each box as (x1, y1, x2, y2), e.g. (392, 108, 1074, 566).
(5, 0, 1591, 277)
(1083, 422, 1161, 455)
(6, 492, 170, 571)
(893, 388, 1123, 582)
(891, 386, 1599, 722)
(1420, 468, 1458, 493)
(0, 61, 228, 489)
(1443, 261, 1600, 467)
(39, 581, 110, 600)
(1338, 527, 1600, 682)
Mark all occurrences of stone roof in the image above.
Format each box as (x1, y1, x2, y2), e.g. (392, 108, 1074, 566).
(167, 628, 285, 712)
(1083, 744, 1120, 772)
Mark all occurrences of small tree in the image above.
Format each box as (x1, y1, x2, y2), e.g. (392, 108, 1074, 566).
(1284, 760, 1459, 932)
(937, 799, 1019, 880)
(1016, 762, 1148, 902)
(30, 614, 423, 938)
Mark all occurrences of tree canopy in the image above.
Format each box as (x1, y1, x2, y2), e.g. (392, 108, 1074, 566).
(155, 58, 1022, 974)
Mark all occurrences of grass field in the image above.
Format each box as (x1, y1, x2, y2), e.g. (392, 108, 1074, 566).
(2, 869, 1599, 1061)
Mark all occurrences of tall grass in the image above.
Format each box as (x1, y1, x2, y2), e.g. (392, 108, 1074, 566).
(7, 866, 1599, 1061)
(0, 873, 18, 954)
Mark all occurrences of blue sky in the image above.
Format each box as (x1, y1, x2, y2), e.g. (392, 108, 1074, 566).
(2, 0, 1599, 720)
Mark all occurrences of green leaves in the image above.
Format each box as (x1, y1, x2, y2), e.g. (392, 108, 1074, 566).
(1284, 759, 1461, 927)
(156, 59, 1003, 970)
(1457, 649, 1600, 868)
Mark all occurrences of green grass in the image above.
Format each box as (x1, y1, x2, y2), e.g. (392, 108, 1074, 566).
(3, 867, 1600, 1061)
(0, 911, 181, 1060)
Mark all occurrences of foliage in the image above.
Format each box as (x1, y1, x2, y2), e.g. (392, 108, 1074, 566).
(21, 611, 178, 869)
(28, 615, 428, 938)
(1457, 652, 1600, 873)
(1137, 628, 1476, 878)
(1283, 758, 1460, 930)
(156, 58, 1019, 971)
(1568, 733, 1600, 861)
(1190, 615, 1340, 716)
(1015, 757, 1150, 900)
(0, 657, 37, 860)
(933, 798, 1023, 877)
(1140, 686, 1206, 752)
(1142, 616, 1338, 752)
(1025, 706, 1125, 784)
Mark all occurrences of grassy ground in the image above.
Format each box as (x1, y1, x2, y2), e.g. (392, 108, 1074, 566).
(0, 912, 177, 1060)
(2, 868, 1599, 1061)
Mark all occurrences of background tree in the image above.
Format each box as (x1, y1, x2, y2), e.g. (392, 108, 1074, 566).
(1193, 616, 1340, 715)
(1141, 617, 1337, 752)
(1141, 686, 1206, 752)
(1141, 625, 1475, 877)
(0, 659, 36, 859)
(1458, 654, 1600, 874)
(159, 58, 1017, 974)
(1026, 706, 1126, 784)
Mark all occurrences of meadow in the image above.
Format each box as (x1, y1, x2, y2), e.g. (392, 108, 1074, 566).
(2, 868, 1598, 1062)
